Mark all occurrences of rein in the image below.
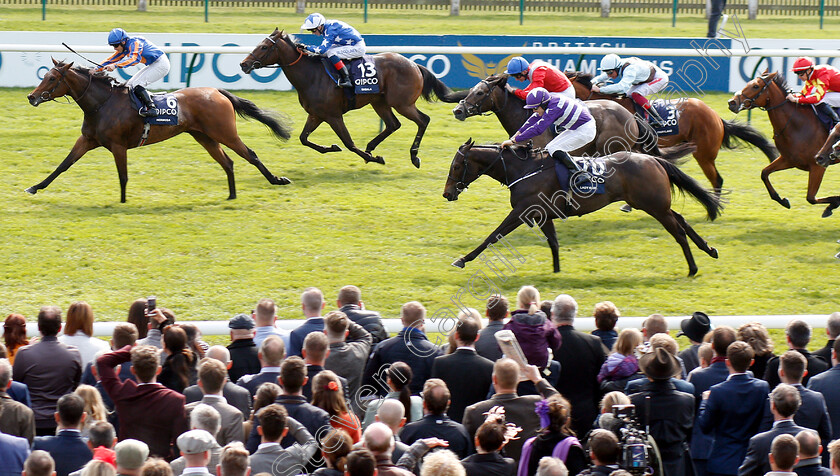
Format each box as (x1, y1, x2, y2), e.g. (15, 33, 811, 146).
(461, 79, 507, 117)
(248, 35, 304, 70)
(450, 145, 544, 192)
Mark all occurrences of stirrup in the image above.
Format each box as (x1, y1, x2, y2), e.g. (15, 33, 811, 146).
(139, 106, 158, 117)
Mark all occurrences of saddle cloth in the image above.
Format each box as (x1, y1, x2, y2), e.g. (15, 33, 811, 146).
(813, 104, 840, 132)
(633, 99, 679, 136)
(322, 56, 381, 94)
(129, 91, 179, 126)
(553, 156, 607, 195)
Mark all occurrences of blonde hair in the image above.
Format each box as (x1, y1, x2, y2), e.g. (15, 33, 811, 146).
(420, 450, 465, 476)
(517, 286, 541, 315)
(613, 328, 642, 356)
(75, 384, 108, 422)
(65, 301, 95, 337)
(737, 322, 774, 357)
(600, 391, 630, 413)
(649, 333, 679, 356)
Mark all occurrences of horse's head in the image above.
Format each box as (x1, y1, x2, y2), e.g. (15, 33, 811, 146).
(565, 71, 593, 100)
(443, 139, 479, 201)
(240, 28, 288, 74)
(728, 70, 779, 113)
(27, 59, 74, 106)
(452, 75, 508, 121)
(815, 123, 840, 166)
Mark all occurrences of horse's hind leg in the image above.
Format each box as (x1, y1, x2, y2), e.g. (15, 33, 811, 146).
(672, 211, 718, 259)
(212, 132, 290, 187)
(365, 101, 401, 155)
(26, 135, 99, 196)
(188, 132, 237, 199)
(648, 208, 699, 277)
(324, 116, 385, 165)
(301, 114, 343, 154)
(394, 103, 430, 169)
(694, 148, 724, 193)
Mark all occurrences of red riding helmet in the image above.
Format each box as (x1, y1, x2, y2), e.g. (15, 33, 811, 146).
(791, 57, 815, 73)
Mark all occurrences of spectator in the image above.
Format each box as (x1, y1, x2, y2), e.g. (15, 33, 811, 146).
(137, 308, 174, 349)
(249, 403, 317, 476)
(362, 302, 441, 396)
(707, 0, 727, 38)
(431, 314, 494, 422)
(551, 294, 605, 439)
(97, 345, 188, 460)
(158, 325, 197, 394)
(363, 362, 423, 429)
(346, 449, 377, 476)
(242, 382, 280, 440)
(677, 311, 712, 374)
(175, 430, 217, 476)
(313, 370, 362, 442)
(235, 336, 284, 397)
(442, 309, 482, 355)
(625, 334, 695, 395)
(114, 439, 150, 476)
(170, 404, 223, 475)
(476, 295, 508, 362)
(765, 320, 828, 389)
(815, 312, 840, 364)
(738, 322, 776, 381)
(74, 385, 109, 437)
(460, 418, 517, 476)
(767, 434, 800, 476)
(33, 394, 93, 476)
(252, 298, 290, 350)
(536, 457, 568, 476)
(642, 314, 669, 345)
(503, 286, 561, 369)
(324, 310, 373, 415)
(3, 313, 29, 364)
(793, 430, 830, 476)
(126, 299, 149, 341)
(78, 458, 115, 476)
(698, 342, 714, 369)
(698, 341, 770, 476)
(180, 324, 208, 361)
(518, 394, 586, 476)
(463, 360, 559, 461)
(313, 429, 354, 476)
(23, 451, 56, 476)
(597, 328, 641, 388)
(69, 421, 117, 473)
(59, 302, 110, 368)
(400, 379, 472, 458)
(302, 332, 350, 403)
(290, 287, 327, 357)
(591, 392, 630, 437)
(216, 442, 249, 476)
(186, 359, 245, 446)
(363, 422, 413, 476)
(337, 286, 389, 344)
(138, 459, 171, 476)
(367, 399, 410, 464)
(0, 343, 31, 407)
(806, 339, 840, 466)
(226, 314, 259, 384)
(418, 450, 465, 476)
(0, 357, 35, 443)
(0, 429, 30, 476)
(184, 347, 251, 420)
(591, 302, 620, 352)
(578, 429, 620, 476)
(13, 306, 82, 435)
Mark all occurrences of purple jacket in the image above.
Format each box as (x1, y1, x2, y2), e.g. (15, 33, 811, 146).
(513, 94, 593, 143)
(503, 310, 561, 368)
(597, 352, 639, 382)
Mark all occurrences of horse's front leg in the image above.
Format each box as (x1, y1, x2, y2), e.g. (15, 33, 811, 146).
(760, 156, 794, 208)
(26, 135, 99, 196)
(324, 116, 385, 165)
(110, 145, 129, 203)
(540, 219, 561, 273)
(452, 207, 527, 269)
(300, 114, 342, 154)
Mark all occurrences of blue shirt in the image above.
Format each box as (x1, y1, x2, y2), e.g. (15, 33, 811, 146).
(303, 20, 364, 55)
(101, 36, 165, 69)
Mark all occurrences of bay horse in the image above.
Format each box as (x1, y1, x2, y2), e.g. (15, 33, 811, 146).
(240, 29, 458, 168)
(26, 60, 292, 203)
(567, 72, 778, 192)
(728, 71, 840, 218)
(443, 140, 722, 276)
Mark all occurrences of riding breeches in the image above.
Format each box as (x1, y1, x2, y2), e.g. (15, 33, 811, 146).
(126, 55, 171, 89)
(627, 70, 669, 98)
(557, 86, 576, 100)
(818, 92, 840, 108)
(325, 41, 367, 60)
(546, 119, 597, 156)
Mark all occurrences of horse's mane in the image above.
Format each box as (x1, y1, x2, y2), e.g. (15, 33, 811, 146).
(62, 63, 123, 88)
(566, 71, 593, 89)
(769, 72, 790, 92)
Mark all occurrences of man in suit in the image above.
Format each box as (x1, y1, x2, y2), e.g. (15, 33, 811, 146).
(766, 434, 801, 476)
(249, 404, 318, 476)
(362, 301, 442, 396)
(301, 331, 350, 403)
(32, 394, 92, 476)
(688, 325, 738, 476)
(431, 314, 494, 422)
(399, 379, 472, 458)
(364, 423, 414, 476)
(23, 451, 55, 476)
(0, 358, 34, 443)
(368, 399, 410, 464)
(0, 430, 30, 476)
(227, 314, 260, 383)
(814, 313, 840, 364)
(739, 383, 808, 476)
(337, 285, 389, 344)
(577, 429, 621, 476)
(793, 430, 831, 476)
(186, 359, 244, 446)
(114, 439, 150, 476)
(252, 298, 290, 350)
(97, 344, 188, 460)
(324, 310, 373, 415)
(765, 320, 829, 389)
(175, 430, 217, 476)
(699, 341, 771, 476)
(12, 306, 82, 436)
(289, 287, 327, 357)
(463, 359, 558, 461)
(170, 405, 223, 475)
(475, 295, 508, 362)
(551, 294, 606, 438)
(806, 339, 840, 467)
(677, 311, 712, 374)
(185, 346, 251, 419)
(236, 336, 285, 397)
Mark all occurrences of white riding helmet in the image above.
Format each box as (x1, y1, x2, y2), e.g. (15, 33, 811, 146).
(600, 54, 622, 71)
(301, 13, 325, 30)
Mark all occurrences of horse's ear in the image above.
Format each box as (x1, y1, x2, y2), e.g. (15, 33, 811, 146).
(52, 57, 58, 66)
(59, 61, 73, 72)
(273, 27, 280, 35)
(762, 68, 769, 75)
(499, 75, 509, 87)
(465, 137, 474, 146)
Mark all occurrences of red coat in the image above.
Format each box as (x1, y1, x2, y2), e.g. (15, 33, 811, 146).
(513, 62, 573, 100)
(798, 65, 840, 104)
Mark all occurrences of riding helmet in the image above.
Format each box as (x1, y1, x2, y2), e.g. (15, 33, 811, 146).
(301, 13, 326, 31)
(108, 28, 128, 46)
(791, 57, 815, 73)
(524, 87, 552, 109)
(504, 57, 529, 75)
(599, 53, 622, 72)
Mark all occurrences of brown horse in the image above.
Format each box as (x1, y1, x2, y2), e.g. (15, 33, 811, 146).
(26, 60, 292, 203)
(567, 72, 778, 192)
(240, 29, 458, 168)
(728, 71, 840, 218)
(443, 140, 721, 276)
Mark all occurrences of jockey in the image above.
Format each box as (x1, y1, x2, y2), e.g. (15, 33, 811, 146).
(591, 54, 669, 126)
(97, 28, 170, 117)
(299, 13, 366, 88)
(503, 56, 575, 100)
(787, 57, 840, 124)
(500, 87, 597, 191)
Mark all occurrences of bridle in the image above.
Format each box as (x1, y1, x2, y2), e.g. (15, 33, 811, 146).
(735, 75, 786, 112)
(245, 34, 304, 71)
(39, 66, 93, 103)
(459, 79, 507, 117)
(447, 144, 537, 193)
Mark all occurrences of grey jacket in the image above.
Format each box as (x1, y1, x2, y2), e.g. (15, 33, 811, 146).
(324, 321, 372, 414)
(249, 417, 318, 476)
(186, 395, 245, 446)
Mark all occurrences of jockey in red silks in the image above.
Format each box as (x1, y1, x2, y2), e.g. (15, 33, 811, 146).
(787, 57, 840, 125)
(504, 56, 575, 100)
(591, 54, 669, 126)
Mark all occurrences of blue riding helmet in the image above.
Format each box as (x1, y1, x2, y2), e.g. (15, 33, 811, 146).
(524, 87, 551, 109)
(505, 57, 529, 75)
(108, 28, 128, 46)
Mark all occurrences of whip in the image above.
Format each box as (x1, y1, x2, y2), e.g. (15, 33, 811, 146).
(62, 42, 104, 69)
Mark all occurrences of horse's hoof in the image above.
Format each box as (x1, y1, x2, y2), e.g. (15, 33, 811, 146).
(451, 259, 465, 269)
(24, 187, 36, 195)
(411, 157, 421, 169)
(328, 145, 341, 152)
(619, 204, 633, 213)
(822, 207, 834, 218)
(688, 268, 698, 278)
(709, 247, 719, 259)
(366, 156, 385, 165)
(780, 198, 791, 209)
(274, 176, 292, 186)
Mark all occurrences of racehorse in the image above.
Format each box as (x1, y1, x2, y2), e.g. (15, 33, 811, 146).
(815, 123, 840, 167)
(443, 139, 722, 276)
(728, 71, 840, 218)
(240, 29, 458, 168)
(567, 72, 778, 192)
(26, 60, 293, 203)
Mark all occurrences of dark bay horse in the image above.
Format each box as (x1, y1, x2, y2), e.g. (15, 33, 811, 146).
(567, 72, 778, 192)
(240, 29, 458, 168)
(728, 71, 840, 217)
(27, 60, 292, 203)
(443, 140, 722, 276)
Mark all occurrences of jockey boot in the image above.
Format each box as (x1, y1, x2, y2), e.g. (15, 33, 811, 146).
(552, 150, 592, 190)
(133, 85, 158, 117)
(645, 104, 667, 127)
(816, 102, 840, 124)
(336, 65, 353, 88)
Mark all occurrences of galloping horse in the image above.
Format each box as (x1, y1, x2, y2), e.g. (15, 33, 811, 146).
(27, 60, 293, 203)
(567, 72, 778, 192)
(728, 71, 840, 217)
(443, 140, 722, 276)
(240, 29, 458, 168)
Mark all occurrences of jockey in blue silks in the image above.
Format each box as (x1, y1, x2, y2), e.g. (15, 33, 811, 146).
(500, 87, 597, 191)
(97, 28, 170, 117)
(299, 13, 366, 88)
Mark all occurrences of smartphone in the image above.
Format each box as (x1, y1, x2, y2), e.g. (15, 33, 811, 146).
(146, 296, 157, 314)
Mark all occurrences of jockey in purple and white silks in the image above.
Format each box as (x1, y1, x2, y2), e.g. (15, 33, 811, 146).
(97, 28, 170, 117)
(300, 13, 366, 88)
(501, 87, 597, 190)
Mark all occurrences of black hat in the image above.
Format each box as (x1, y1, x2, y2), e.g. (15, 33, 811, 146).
(228, 313, 255, 330)
(639, 347, 680, 380)
(677, 311, 711, 342)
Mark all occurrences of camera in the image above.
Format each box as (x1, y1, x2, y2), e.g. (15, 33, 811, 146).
(611, 404, 658, 476)
(146, 296, 156, 315)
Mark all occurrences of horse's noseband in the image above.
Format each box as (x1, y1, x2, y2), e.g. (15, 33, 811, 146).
(462, 80, 498, 116)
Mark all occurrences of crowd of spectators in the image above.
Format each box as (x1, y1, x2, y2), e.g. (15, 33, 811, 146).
(1, 290, 839, 476)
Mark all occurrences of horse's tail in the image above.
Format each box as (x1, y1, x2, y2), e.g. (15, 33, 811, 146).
(218, 89, 293, 141)
(721, 119, 778, 162)
(419, 65, 460, 103)
(656, 142, 697, 164)
(655, 156, 724, 221)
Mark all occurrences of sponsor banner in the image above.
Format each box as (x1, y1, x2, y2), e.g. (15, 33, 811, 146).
(729, 38, 840, 93)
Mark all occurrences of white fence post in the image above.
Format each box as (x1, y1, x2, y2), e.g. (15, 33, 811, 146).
(748, 0, 758, 19)
(601, 0, 610, 18)
(296, 0, 305, 15)
(450, 0, 460, 16)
